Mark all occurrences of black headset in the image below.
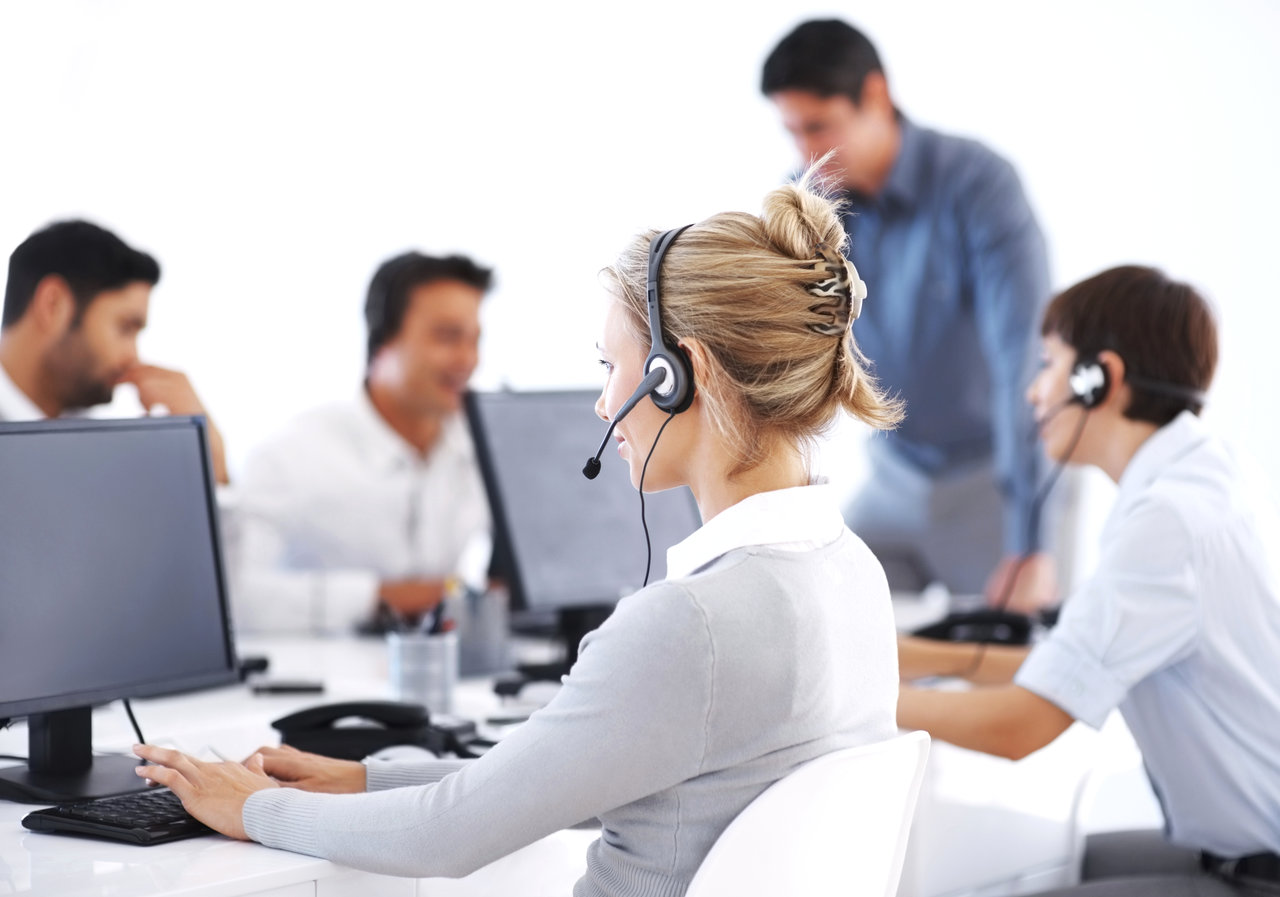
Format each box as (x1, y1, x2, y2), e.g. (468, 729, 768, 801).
(1069, 353, 1206, 411)
(582, 225, 695, 479)
(642, 225, 695, 414)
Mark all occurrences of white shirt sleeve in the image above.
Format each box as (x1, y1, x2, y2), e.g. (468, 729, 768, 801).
(232, 509, 380, 633)
(1016, 494, 1201, 728)
(229, 434, 381, 634)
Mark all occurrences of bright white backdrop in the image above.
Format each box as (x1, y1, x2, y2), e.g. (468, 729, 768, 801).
(3, 1, 1278, 533)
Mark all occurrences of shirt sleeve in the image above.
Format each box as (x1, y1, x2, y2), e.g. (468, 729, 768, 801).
(1015, 496, 1200, 727)
(962, 152, 1052, 555)
(232, 507, 380, 633)
(241, 582, 715, 878)
(229, 443, 380, 634)
(363, 758, 468, 790)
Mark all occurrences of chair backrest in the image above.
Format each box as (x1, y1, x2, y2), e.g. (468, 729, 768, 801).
(686, 729, 930, 897)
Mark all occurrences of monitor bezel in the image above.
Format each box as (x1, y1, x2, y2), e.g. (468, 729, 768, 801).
(0, 415, 239, 721)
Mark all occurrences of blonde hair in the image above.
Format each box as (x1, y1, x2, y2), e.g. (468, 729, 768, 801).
(603, 168, 902, 474)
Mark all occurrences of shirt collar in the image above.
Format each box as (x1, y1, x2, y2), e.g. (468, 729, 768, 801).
(354, 387, 469, 471)
(871, 113, 924, 210)
(0, 360, 47, 421)
(665, 483, 846, 580)
(1115, 411, 1211, 503)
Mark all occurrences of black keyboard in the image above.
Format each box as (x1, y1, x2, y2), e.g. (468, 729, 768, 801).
(22, 788, 213, 845)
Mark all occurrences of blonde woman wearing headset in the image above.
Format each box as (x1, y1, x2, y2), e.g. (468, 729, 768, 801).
(136, 170, 903, 896)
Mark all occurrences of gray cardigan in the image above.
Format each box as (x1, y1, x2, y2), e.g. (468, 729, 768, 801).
(244, 533, 899, 896)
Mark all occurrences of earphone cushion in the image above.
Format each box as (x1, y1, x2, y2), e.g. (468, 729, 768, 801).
(646, 346, 694, 414)
(1069, 359, 1109, 409)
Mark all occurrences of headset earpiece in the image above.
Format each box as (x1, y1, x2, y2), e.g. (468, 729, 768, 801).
(1069, 355, 1110, 409)
(644, 225, 695, 414)
(582, 224, 696, 479)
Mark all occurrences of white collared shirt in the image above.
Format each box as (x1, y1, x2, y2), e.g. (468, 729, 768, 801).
(0, 361, 47, 421)
(666, 483, 847, 580)
(232, 391, 489, 633)
(1016, 412, 1280, 856)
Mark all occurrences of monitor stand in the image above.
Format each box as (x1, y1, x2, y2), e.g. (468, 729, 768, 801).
(0, 707, 149, 804)
(499, 606, 613, 694)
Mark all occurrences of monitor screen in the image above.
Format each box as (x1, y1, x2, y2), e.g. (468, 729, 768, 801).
(465, 389, 702, 615)
(0, 416, 237, 804)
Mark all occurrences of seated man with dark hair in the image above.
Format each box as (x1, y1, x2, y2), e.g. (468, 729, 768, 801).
(899, 266, 1280, 895)
(233, 251, 492, 633)
(1, 219, 229, 483)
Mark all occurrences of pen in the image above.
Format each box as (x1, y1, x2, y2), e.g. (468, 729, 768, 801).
(425, 603, 445, 634)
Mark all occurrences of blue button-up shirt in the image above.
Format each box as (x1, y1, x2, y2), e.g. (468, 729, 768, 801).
(840, 116, 1051, 554)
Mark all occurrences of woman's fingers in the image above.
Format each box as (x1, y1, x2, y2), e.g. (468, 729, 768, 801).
(134, 759, 187, 794)
(130, 743, 277, 841)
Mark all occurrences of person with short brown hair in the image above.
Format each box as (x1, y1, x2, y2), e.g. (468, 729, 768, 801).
(899, 265, 1280, 895)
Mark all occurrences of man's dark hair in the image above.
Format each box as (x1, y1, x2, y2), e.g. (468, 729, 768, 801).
(1043, 265, 1218, 425)
(364, 252, 493, 365)
(3, 220, 161, 329)
(761, 19, 885, 105)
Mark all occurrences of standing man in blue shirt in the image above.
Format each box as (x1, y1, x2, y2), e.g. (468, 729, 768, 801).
(762, 19, 1055, 611)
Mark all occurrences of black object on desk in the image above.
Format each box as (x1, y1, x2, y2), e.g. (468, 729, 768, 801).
(251, 679, 325, 695)
(273, 700, 483, 760)
(912, 609, 1035, 646)
(22, 787, 212, 845)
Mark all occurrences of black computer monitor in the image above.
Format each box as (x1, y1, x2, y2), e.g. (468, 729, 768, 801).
(465, 389, 702, 675)
(0, 416, 238, 804)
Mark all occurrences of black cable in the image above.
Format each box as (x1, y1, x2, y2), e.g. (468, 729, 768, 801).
(955, 407, 1091, 679)
(122, 698, 146, 745)
(638, 411, 679, 587)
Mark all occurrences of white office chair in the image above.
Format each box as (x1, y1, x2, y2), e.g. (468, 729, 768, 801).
(686, 729, 930, 897)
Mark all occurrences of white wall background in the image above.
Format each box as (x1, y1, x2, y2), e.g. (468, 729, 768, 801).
(3, 0, 1278, 553)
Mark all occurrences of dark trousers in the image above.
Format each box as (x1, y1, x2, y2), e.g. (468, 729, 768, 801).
(1026, 831, 1280, 897)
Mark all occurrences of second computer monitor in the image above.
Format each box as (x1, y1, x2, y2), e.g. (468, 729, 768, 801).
(465, 388, 702, 616)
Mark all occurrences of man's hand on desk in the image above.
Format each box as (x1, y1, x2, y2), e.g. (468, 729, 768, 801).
(378, 578, 447, 617)
(254, 744, 367, 793)
(132, 743, 280, 840)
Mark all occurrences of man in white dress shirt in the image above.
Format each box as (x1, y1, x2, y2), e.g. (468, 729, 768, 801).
(233, 252, 492, 633)
(1, 219, 229, 483)
(898, 266, 1280, 895)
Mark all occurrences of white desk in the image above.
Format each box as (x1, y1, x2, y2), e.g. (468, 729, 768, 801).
(2, 630, 1159, 897)
(0, 637, 595, 897)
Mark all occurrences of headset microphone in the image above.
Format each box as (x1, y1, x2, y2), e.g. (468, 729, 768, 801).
(583, 367, 668, 479)
(1031, 395, 1078, 435)
(584, 224, 696, 480)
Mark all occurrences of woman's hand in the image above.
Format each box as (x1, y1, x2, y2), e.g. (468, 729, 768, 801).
(133, 744, 280, 840)
(252, 744, 367, 793)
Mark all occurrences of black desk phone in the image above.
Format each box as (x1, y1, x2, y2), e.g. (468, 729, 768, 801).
(272, 700, 484, 760)
(911, 609, 1035, 646)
